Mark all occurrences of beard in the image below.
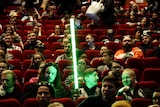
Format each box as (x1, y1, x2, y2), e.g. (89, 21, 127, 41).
(123, 44, 132, 52)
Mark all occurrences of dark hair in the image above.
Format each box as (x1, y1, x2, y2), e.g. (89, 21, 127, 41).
(108, 60, 121, 69)
(154, 87, 160, 93)
(36, 81, 55, 98)
(38, 62, 61, 89)
(102, 75, 120, 88)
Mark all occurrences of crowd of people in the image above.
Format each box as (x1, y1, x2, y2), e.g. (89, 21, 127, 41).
(0, 0, 160, 107)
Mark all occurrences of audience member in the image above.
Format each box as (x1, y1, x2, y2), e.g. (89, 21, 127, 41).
(0, 70, 21, 100)
(91, 46, 108, 63)
(55, 43, 72, 64)
(3, 34, 22, 53)
(78, 75, 120, 107)
(24, 31, 45, 51)
(117, 68, 152, 102)
(0, 25, 23, 49)
(111, 100, 131, 107)
(64, 58, 89, 87)
(97, 50, 114, 73)
(77, 68, 100, 98)
(28, 52, 45, 70)
(126, 13, 137, 26)
(130, 3, 140, 15)
(139, 34, 155, 56)
(114, 35, 144, 62)
(48, 25, 63, 38)
(32, 25, 42, 36)
(114, 0, 124, 16)
(21, 62, 67, 103)
(36, 82, 55, 107)
(133, 27, 143, 43)
(83, 34, 99, 51)
(29, 62, 46, 83)
(148, 88, 160, 107)
(107, 60, 123, 81)
(48, 102, 64, 107)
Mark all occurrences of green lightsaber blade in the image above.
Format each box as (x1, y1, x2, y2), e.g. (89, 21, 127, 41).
(70, 18, 79, 89)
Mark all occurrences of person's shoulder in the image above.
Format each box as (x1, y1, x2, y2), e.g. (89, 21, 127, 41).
(78, 95, 102, 107)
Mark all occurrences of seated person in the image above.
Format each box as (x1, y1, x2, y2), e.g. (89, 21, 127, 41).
(148, 88, 160, 107)
(21, 62, 67, 103)
(78, 75, 120, 107)
(29, 62, 46, 83)
(36, 82, 55, 107)
(114, 35, 144, 62)
(3, 34, 22, 53)
(64, 58, 89, 87)
(0, 70, 22, 100)
(55, 43, 72, 64)
(117, 68, 152, 102)
(24, 31, 45, 51)
(78, 68, 100, 98)
(107, 60, 123, 81)
(91, 45, 108, 64)
(139, 34, 155, 56)
(83, 34, 100, 51)
(28, 52, 45, 70)
(97, 50, 114, 73)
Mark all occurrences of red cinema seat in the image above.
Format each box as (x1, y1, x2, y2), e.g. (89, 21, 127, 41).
(0, 98, 21, 107)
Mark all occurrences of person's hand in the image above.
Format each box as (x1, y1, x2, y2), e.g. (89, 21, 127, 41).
(0, 85, 6, 96)
(118, 86, 130, 93)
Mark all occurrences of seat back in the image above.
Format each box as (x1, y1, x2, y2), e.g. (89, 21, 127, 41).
(141, 68, 160, 85)
(23, 98, 39, 107)
(131, 98, 152, 107)
(0, 98, 22, 107)
(23, 69, 38, 83)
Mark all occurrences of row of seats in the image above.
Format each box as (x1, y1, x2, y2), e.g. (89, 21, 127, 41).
(12, 57, 160, 86)
(0, 93, 155, 107)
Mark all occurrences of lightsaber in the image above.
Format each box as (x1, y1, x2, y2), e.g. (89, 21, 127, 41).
(70, 18, 79, 89)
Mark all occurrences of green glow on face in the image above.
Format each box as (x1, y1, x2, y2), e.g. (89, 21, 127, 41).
(70, 18, 79, 89)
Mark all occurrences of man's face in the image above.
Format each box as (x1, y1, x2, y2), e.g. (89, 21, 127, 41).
(153, 91, 160, 105)
(122, 36, 132, 52)
(85, 72, 99, 87)
(36, 86, 51, 106)
(28, 32, 37, 42)
(63, 43, 71, 53)
(4, 35, 13, 46)
(111, 62, 121, 77)
(122, 71, 135, 87)
(101, 81, 117, 101)
(142, 36, 150, 45)
(1, 73, 14, 91)
(0, 62, 8, 73)
(101, 53, 112, 64)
